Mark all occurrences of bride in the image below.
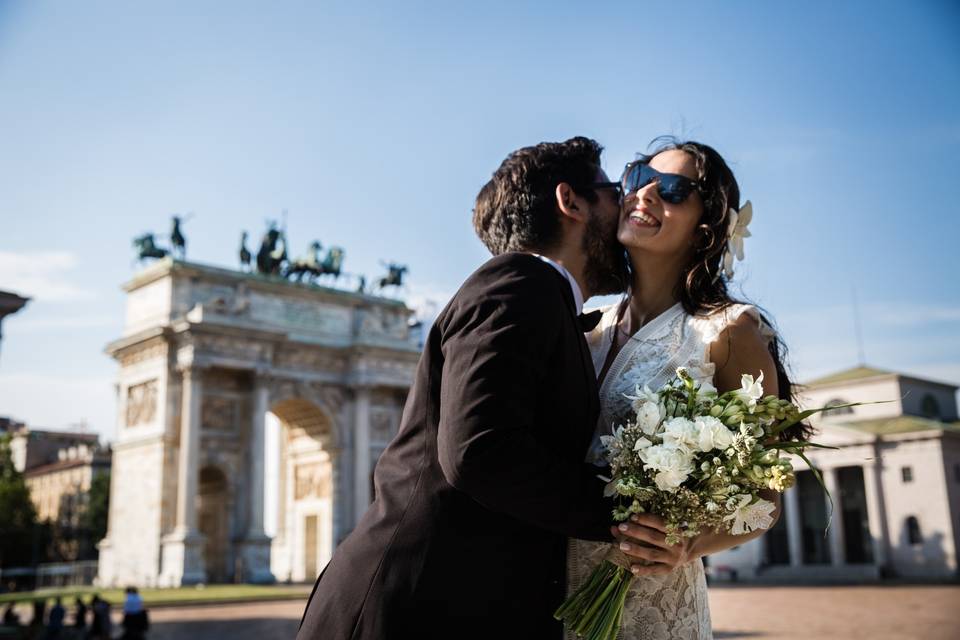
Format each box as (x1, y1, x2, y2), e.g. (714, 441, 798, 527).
(567, 139, 811, 639)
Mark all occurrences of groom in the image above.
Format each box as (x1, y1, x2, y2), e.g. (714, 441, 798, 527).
(297, 137, 627, 640)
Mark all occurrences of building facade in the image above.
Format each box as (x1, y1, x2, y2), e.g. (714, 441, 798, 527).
(4, 426, 111, 563)
(96, 259, 420, 587)
(710, 366, 960, 582)
(22, 439, 111, 561)
(9, 428, 100, 475)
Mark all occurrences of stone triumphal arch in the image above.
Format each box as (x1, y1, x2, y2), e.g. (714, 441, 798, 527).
(97, 259, 419, 586)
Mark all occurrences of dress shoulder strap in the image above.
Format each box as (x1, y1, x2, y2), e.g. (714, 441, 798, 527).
(687, 303, 777, 350)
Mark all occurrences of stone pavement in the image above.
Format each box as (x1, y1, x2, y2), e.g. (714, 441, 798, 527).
(142, 600, 301, 639)
(111, 585, 960, 639)
(708, 585, 960, 640)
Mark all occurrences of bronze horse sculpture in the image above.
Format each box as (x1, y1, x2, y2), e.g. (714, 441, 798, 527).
(284, 241, 323, 283)
(170, 215, 188, 259)
(285, 243, 346, 284)
(376, 263, 407, 291)
(133, 233, 168, 262)
(239, 231, 252, 271)
(256, 226, 288, 276)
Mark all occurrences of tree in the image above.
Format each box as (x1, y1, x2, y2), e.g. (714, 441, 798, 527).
(82, 471, 110, 551)
(0, 434, 40, 568)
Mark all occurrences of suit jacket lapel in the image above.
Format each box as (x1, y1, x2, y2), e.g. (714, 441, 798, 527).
(548, 269, 601, 430)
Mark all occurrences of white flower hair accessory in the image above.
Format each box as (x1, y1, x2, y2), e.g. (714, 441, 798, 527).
(722, 200, 752, 279)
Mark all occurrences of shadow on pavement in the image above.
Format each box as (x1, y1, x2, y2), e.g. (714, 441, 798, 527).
(147, 617, 299, 640)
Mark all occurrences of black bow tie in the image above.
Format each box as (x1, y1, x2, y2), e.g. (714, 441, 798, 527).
(578, 309, 603, 332)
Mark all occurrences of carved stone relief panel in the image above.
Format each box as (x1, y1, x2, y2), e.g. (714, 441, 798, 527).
(194, 334, 269, 362)
(352, 356, 417, 387)
(294, 462, 331, 500)
(201, 282, 252, 317)
(311, 383, 346, 417)
(274, 347, 347, 374)
(356, 305, 409, 340)
(125, 379, 158, 427)
(373, 387, 410, 407)
(369, 407, 396, 444)
(176, 281, 248, 317)
(250, 294, 352, 336)
(269, 378, 300, 405)
(202, 396, 239, 432)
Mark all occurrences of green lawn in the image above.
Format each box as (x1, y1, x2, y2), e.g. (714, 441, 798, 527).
(0, 584, 310, 607)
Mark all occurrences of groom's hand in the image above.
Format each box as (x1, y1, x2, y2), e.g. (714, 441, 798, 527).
(610, 514, 694, 576)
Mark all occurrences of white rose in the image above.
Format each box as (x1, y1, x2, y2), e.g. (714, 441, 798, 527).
(653, 468, 690, 492)
(638, 444, 695, 492)
(695, 416, 735, 452)
(635, 402, 663, 435)
(661, 417, 699, 453)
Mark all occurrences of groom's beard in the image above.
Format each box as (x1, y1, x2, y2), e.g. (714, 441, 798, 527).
(582, 210, 628, 297)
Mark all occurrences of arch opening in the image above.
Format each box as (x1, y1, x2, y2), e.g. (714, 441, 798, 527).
(266, 396, 336, 583)
(197, 465, 230, 583)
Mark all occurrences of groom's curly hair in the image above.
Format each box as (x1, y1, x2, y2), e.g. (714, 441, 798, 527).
(473, 136, 603, 255)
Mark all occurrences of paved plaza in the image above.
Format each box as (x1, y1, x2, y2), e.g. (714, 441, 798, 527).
(707, 585, 959, 639)
(127, 584, 959, 639)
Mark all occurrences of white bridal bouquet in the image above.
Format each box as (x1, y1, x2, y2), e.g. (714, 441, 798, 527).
(555, 367, 852, 640)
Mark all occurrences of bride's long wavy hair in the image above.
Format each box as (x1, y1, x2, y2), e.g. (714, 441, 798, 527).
(631, 137, 811, 441)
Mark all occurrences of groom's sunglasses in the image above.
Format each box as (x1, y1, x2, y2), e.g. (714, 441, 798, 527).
(620, 161, 700, 205)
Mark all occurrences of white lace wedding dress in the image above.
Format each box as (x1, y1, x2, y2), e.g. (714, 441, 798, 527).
(565, 301, 775, 640)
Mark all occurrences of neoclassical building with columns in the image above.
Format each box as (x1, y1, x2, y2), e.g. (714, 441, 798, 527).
(710, 366, 960, 582)
(96, 259, 420, 587)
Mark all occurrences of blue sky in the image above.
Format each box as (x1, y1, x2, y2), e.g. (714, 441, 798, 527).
(1, 1, 958, 438)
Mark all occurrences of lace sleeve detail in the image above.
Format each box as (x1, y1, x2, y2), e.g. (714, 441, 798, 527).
(688, 304, 777, 364)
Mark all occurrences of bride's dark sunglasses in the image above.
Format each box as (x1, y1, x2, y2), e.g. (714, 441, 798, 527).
(619, 161, 700, 205)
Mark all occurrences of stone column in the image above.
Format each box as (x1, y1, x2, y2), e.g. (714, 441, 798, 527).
(784, 486, 804, 567)
(175, 367, 202, 535)
(249, 379, 268, 537)
(823, 467, 846, 566)
(333, 421, 351, 545)
(354, 386, 372, 526)
(277, 428, 288, 541)
(241, 374, 274, 583)
(159, 365, 206, 586)
(861, 460, 889, 570)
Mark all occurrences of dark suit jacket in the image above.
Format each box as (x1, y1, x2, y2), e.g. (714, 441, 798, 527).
(298, 252, 613, 640)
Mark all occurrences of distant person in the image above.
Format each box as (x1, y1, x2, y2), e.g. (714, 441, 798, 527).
(89, 595, 103, 638)
(73, 596, 88, 632)
(29, 599, 45, 629)
(90, 594, 112, 640)
(122, 587, 143, 616)
(47, 597, 66, 638)
(121, 587, 148, 639)
(2, 602, 19, 627)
